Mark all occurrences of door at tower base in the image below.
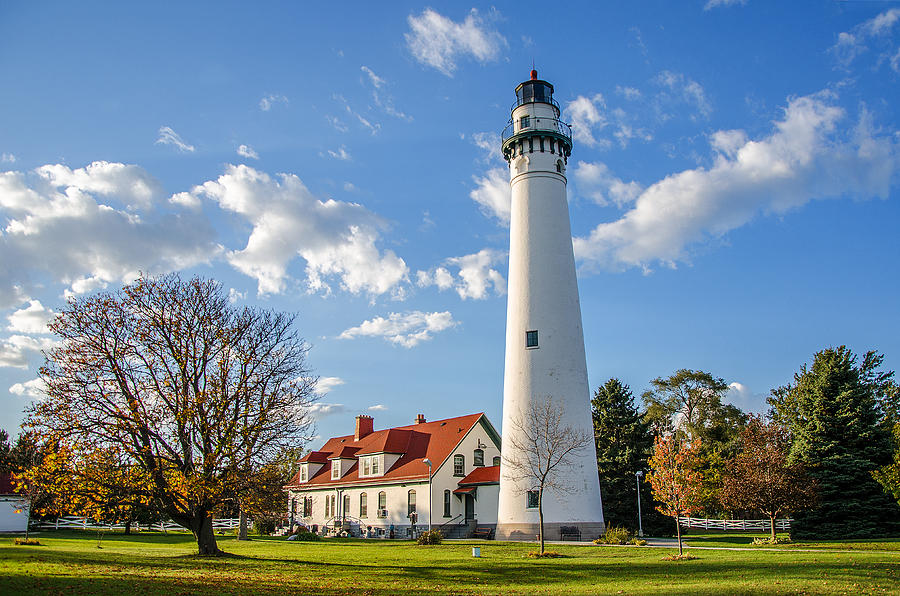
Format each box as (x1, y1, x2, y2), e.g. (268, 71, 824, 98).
(496, 70, 604, 541)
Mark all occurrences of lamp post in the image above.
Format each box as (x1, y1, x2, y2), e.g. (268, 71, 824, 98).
(423, 458, 433, 532)
(635, 470, 644, 538)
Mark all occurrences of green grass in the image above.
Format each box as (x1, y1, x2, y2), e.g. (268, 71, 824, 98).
(683, 532, 900, 551)
(0, 530, 898, 595)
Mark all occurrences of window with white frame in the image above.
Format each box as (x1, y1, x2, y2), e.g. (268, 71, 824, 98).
(362, 456, 371, 476)
(454, 454, 465, 476)
(360, 492, 367, 518)
(407, 490, 416, 516)
(331, 460, 340, 479)
(473, 449, 484, 467)
(377, 491, 386, 517)
(372, 456, 380, 475)
(299, 466, 307, 482)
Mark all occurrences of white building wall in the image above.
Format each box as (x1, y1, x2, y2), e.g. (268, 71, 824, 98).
(287, 417, 502, 536)
(0, 497, 28, 533)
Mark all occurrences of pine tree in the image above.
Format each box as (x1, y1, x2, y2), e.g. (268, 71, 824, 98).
(768, 346, 900, 538)
(591, 379, 667, 534)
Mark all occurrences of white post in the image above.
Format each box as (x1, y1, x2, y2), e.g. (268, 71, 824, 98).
(423, 458, 433, 532)
(635, 470, 644, 537)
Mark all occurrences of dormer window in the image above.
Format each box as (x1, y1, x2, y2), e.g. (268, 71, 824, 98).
(299, 465, 308, 482)
(331, 460, 340, 479)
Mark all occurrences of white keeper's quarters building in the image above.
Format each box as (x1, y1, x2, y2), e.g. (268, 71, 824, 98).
(284, 413, 502, 538)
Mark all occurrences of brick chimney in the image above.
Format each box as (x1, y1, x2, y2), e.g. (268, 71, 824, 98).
(415, 413, 426, 425)
(355, 415, 374, 441)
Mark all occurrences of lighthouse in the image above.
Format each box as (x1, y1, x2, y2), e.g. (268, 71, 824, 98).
(495, 71, 605, 541)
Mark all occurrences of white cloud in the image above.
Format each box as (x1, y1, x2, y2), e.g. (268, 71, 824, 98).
(259, 94, 288, 111)
(654, 71, 712, 120)
(237, 144, 259, 160)
(190, 164, 407, 297)
(704, 0, 747, 10)
(1, 153, 16, 164)
(616, 86, 642, 100)
(7, 300, 53, 334)
(726, 382, 765, 413)
(832, 8, 900, 69)
(574, 92, 898, 273)
(564, 94, 607, 147)
(470, 167, 511, 224)
(9, 377, 46, 399)
(308, 402, 347, 418)
(315, 376, 345, 395)
(339, 310, 457, 348)
(471, 131, 501, 163)
(334, 94, 381, 135)
(326, 115, 349, 133)
(0, 162, 219, 308)
(155, 126, 195, 153)
(418, 249, 507, 300)
(227, 288, 245, 304)
(327, 146, 352, 161)
(367, 404, 388, 412)
(0, 334, 56, 369)
(405, 8, 506, 76)
(360, 66, 385, 89)
(574, 161, 643, 208)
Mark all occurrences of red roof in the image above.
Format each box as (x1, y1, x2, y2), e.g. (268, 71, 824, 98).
(299, 450, 331, 464)
(458, 465, 500, 486)
(329, 446, 362, 459)
(285, 413, 493, 489)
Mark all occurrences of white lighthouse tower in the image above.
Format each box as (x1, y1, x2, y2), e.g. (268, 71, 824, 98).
(496, 70, 605, 541)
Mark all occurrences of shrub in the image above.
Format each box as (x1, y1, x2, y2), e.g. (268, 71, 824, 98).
(662, 553, 698, 561)
(14, 538, 41, 546)
(289, 529, 320, 541)
(751, 535, 792, 546)
(593, 526, 632, 545)
(416, 529, 443, 545)
(630, 538, 647, 546)
(253, 516, 277, 536)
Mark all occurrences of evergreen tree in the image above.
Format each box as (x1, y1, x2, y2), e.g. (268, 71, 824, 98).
(591, 379, 668, 534)
(768, 346, 900, 538)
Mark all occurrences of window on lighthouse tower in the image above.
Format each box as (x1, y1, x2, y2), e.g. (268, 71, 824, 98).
(525, 330, 539, 349)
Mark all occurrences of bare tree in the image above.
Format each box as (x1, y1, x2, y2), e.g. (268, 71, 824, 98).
(502, 396, 592, 554)
(26, 273, 317, 555)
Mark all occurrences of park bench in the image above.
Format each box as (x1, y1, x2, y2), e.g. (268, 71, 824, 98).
(559, 526, 581, 541)
(473, 526, 494, 540)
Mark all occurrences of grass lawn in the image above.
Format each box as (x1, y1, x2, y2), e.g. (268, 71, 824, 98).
(0, 530, 897, 595)
(682, 532, 900, 552)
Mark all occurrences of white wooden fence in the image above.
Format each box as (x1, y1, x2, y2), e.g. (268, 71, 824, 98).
(677, 517, 792, 531)
(32, 515, 244, 532)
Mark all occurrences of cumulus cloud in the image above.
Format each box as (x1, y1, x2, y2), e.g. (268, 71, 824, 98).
(339, 311, 457, 348)
(406, 8, 506, 76)
(564, 94, 608, 147)
(574, 92, 898, 273)
(0, 334, 56, 369)
(259, 94, 288, 111)
(315, 376, 346, 395)
(0, 162, 219, 308)
(470, 167, 511, 224)
(227, 288, 245, 304)
(832, 8, 900, 71)
(189, 164, 407, 297)
(417, 249, 506, 300)
(7, 300, 53, 334)
(155, 126, 195, 153)
(367, 404, 388, 412)
(237, 144, 259, 160)
(574, 161, 643, 208)
(1, 153, 16, 164)
(471, 131, 501, 163)
(9, 377, 47, 399)
(726, 382, 765, 413)
(308, 402, 347, 418)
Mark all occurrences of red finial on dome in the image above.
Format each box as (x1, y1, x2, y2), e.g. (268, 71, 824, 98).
(530, 69, 538, 80)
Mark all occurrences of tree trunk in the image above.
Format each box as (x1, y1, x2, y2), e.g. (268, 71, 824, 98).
(124, 520, 132, 535)
(538, 490, 545, 555)
(675, 516, 683, 556)
(238, 509, 248, 541)
(769, 514, 776, 541)
(188, 514, 222, 556)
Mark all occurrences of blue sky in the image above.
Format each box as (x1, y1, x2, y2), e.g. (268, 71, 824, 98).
(1, 1, 898, 443)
